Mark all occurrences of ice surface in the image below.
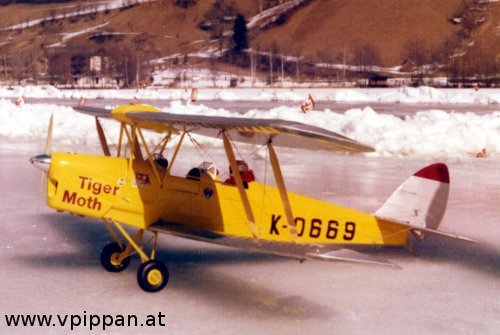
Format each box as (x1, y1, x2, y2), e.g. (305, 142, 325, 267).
(0, 100, 499, 334)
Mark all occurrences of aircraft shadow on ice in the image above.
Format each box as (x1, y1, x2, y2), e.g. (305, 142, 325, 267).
(17, 213, 334, 319)
(20, 213, 500, 280)
(16, 213, 500, 318)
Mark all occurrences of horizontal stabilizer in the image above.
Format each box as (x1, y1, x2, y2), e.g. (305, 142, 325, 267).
(415, 228, 477, 243)
(375, 215, 477, 244)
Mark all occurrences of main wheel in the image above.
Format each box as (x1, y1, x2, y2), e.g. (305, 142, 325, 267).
(137, 260, 169, 292)
(100, 242, 131, 273)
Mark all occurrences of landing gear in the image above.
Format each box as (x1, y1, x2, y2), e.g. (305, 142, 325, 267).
(100, 242, 131, 272)
(100, 219, 169, 292)
(137, 260, 169, 292)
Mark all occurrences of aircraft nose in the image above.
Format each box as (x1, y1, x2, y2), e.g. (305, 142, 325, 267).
(29, 154, 51, 172)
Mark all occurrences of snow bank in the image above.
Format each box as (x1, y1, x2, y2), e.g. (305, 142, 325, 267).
(1, 85, 499, 105)
(0, 99, 102, 148)
(3, 99, 497, 159)
(240, 106, 500, 158)
(0, 85, 64, 99)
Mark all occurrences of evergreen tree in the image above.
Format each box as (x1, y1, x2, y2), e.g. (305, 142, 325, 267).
(232, 14, 248, 52)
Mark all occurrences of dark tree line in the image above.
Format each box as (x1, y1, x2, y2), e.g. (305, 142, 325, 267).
(232, 14, 248, 52)
(0, 0, 73, 4)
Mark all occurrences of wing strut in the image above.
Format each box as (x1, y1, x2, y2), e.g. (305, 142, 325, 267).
(222, 131, 258, 238)
(166, 131, 186, 174)
(268, 140, 298, 241)
(137, 127, 162, 187)
(117, 123, 124, 157)
(95, 117, 111, 156)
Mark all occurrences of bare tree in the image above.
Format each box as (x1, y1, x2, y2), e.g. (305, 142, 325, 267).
(317, 49, 334, 85)
(293, 48, 302, 84)
(173, 0, 197, 8)
(48, 53, 72, 85)
(203, 0, 236, 51)
(268, 40, 279, 85)
(209, 50, 218, 87)
(403, 39, 429, 85)
(353, 42, 381, 77)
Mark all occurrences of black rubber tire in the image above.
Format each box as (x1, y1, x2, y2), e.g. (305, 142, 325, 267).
(137, 260, 169, 293)
(100, 242, 131, 273)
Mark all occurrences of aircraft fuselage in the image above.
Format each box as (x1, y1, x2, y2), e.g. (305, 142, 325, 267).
(46, 153, 408, 246)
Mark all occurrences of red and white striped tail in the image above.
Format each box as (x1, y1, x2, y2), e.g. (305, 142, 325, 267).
(375, 163, 450, 231)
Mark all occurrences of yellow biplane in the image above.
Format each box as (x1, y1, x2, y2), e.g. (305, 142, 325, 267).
(30, 104, 474, 292)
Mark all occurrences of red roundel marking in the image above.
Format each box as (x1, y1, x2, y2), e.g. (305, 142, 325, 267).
(414, 163, 449, 184)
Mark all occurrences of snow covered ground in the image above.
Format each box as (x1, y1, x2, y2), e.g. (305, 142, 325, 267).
(1, 85, 499, 105)
(0, 92, 499, 334)
(1, 0, 155, 31)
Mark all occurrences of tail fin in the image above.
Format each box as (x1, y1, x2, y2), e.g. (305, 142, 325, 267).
(375, 163, 450, 234)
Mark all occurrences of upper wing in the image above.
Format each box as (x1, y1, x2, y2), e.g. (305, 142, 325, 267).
(74, 105, 375, 153)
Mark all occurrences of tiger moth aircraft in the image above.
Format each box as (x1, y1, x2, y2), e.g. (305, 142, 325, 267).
(29, 104, 475, 292)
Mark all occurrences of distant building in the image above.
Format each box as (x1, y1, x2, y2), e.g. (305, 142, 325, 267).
(367, 73, 389, 87)
(89, 56, 102, 73)
(75, 75, 119, 88)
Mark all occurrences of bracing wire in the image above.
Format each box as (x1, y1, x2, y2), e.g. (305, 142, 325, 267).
(186, 132, 225, 172)
(259, 143, 270, 236)
(100, 120, 118, 153)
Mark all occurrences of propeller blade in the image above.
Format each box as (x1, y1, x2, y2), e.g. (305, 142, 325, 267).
(95, 117, 111, 156)
(45, 113, 53, 155)
(41, 113, 53, 198)
(29, 154, 51, 197)
(41, 171, 47, 197)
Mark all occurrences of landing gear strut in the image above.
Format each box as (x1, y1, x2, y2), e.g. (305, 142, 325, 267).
(100, 219, 169, 293)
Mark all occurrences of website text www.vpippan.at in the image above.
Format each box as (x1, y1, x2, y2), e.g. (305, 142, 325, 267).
(4, 311, 166, 332)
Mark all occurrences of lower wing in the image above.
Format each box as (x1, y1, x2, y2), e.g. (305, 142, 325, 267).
(148, 221, 398, 268)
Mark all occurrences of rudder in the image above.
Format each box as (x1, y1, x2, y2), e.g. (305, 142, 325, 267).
(375, 163, 450, 232)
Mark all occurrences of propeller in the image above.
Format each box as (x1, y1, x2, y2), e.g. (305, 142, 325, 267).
(42, 113, 53, 193)
(45, 113, 53, 156)
(29, 113, 53, 197)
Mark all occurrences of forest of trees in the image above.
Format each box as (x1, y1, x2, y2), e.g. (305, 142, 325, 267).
(0, 0, 497, 87)
(0, 0, 74, 5)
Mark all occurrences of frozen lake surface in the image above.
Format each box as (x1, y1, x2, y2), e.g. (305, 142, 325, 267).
(0, 101, 499, 334)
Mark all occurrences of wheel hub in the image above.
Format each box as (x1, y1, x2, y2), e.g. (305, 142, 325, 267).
(110, 252, 122, 267)
(147, 269, 163, 286)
